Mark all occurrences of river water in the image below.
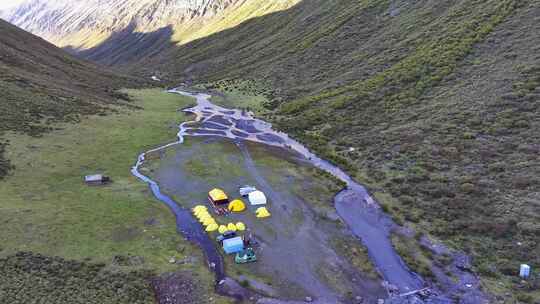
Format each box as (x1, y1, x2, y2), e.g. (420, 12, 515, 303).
(131, 88, 427, 300)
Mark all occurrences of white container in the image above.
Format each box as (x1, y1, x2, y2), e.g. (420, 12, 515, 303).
(248, 190, 267, 206)
(520, 264, 531, 278)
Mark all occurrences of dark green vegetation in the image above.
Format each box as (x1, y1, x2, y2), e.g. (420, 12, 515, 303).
(391, 233, 434, 280)
(1, 251, 220, 304)
(331, 237, 380, 281)
(197, 79, 272, 112)
(147, 0, 540, 301)
(0, 141, 10, 178)
(0, 252, 154, 304)
(0, 19, 147, 180)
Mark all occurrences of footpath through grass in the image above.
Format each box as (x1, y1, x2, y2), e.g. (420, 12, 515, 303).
(0, 89, 229, 303)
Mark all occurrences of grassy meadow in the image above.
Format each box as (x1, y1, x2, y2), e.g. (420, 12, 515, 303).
(0, 89, 230, 303)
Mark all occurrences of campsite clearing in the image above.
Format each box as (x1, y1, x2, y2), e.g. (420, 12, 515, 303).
(142, 136, 383, 302)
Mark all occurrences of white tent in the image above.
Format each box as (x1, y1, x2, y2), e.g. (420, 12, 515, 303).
(248, 190, 267, 206)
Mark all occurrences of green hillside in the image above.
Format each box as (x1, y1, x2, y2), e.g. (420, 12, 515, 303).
(0, 21, 233, 303)
(0, 19, 146, 179)
(149, 0, 540, 301)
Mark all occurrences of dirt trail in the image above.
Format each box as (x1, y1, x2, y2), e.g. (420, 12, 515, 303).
(235, 140, 343, 302)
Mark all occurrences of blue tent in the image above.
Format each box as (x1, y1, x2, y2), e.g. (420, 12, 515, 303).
(223, 237, 244, 254)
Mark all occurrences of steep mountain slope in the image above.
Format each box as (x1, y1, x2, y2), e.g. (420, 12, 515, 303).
(3, 0, 236, 48)
(147, 0, 539, 301)
(3, 0, 299, 65)
(0, 19, 144, 179)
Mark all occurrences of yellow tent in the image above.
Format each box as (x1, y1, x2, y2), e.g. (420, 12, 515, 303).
(227, 223, 237, 232)
(196, 209, 210, 217)
(195, 209, 209, 217)
(203, 218, 216, 227)
(256, 207, 271, 218)
(193, 209, 207, 215)
(199, 214, 212, 223)
(209, 188, 228, 203)
(236, 222, 246, 231)
(218, 225, 228, 234)
(228, 199, 246, 212)
(196, 213, 209, 221)
(206, 223, 219, 232)
(193, 205, 207, 212)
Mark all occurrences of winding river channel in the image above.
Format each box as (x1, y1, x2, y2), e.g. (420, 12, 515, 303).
(132, 88, 444, 303)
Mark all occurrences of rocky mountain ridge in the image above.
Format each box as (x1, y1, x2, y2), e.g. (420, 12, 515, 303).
(2, 0, 298, 63)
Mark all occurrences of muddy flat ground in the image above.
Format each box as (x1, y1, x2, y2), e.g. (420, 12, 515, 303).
(142, 136, 386, 303)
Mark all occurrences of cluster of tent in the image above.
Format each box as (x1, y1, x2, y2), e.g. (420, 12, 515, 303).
(240, 186, 267, 206)
(218, 222, 246, 234)
(192, 205, 247, 233)
(225, 196, 270, 218)
(193, 205, 219, 232)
